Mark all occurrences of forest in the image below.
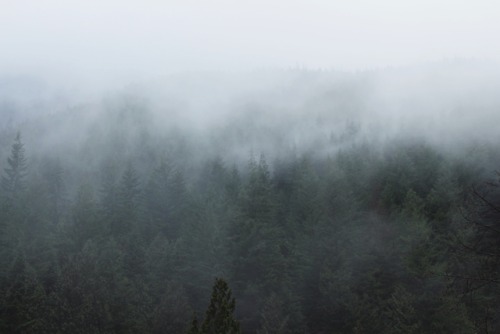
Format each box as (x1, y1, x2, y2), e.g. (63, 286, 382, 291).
(1, 65, 500, 333)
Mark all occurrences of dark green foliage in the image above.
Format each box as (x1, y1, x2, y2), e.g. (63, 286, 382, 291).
(115, 163, 141, 235)
(384, 285, 421, 334)
(144, 159, 191, 240)
(1, 122, 500, 333)
(144, 159, 175, 238)
(40, 157, 66, 225)
(99, 161, 120, 234)
(199, 278, 241, 334)
(188, 314, 200, 334)
(0, 257, 48, 333)
(450, 172, 500, 332)
(232, 156, 283, 288)
(71, 184, 100, 248)
(151, 281, 192, 334)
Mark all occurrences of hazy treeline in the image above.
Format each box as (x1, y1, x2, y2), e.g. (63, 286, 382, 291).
(1, 64, 500, 333)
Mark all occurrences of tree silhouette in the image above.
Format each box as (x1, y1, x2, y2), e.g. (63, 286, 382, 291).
(190, 278, 241, 334)
(1, 132, 27, 205)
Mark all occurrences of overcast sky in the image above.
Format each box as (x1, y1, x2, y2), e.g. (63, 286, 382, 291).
(1, 0, 499, 80)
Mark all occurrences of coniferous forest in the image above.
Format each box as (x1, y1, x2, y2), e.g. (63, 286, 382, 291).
(1, 66, 500, 333)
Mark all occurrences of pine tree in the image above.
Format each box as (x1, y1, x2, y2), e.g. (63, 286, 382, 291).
(99, 161, 119, 234)
(144, 160, 189, 240)
(0, 133, 28, 281)
(41, 158, 65, 225)
(232, 155, 282, 285)
(71, 184, 99, 248)
(188, 314, 200, 334)
(199, 278, 241, 334)
(144, 160, 174, 238)
(1, 132, 27, 206)
(2, 256, 48, 333)
(151, 281, 192, 334)
(117, 163, 141, 229)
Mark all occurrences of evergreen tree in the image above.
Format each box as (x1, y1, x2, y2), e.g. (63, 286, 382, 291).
(188, 314, 200, 334)
(144, 159, 190, 240)
(0, 132, 29, 283)
(1, 256, 48, 333)
(151, 281, 192, 334)
(40, 157, 65, 225)
(144, 159, 174, 238)
(232, 155, 282, 285)
(71, 183, 100, 248)
(1, 132, 27, 206)
(199, 278, 241, 334)
(99, 161, 119, 235)
(116, 163, 141, 235)
(452, 171, 500, 332)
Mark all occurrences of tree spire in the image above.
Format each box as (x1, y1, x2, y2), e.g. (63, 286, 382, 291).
(1, 132, 27, 203)
(198, 278, 241, 334)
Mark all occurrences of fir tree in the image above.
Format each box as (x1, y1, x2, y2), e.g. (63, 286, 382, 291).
(200, 278, 241, 334)
(188, 314, 200, 334)
(1, 132, 27, 205)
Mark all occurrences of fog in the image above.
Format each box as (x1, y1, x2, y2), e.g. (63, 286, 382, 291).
(2, 1, 500, 134)
(3, 61, 500, 166)
(2, 1, 500, 77)
(2, 1, 500, 133)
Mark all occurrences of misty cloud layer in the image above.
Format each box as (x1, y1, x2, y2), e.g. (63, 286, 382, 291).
(1, 1, 500, 79)
(2, 61, 500, 172)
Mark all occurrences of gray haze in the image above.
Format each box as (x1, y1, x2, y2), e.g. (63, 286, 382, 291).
(1, 1, 500, 164)
(1, 1, 500, 80)
(2, 61, 500, 174)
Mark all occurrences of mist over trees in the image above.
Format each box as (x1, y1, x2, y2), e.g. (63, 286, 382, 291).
(1, 63, 500, 333)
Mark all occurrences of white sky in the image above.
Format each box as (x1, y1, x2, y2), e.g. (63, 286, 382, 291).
(1, 0, 499, 78)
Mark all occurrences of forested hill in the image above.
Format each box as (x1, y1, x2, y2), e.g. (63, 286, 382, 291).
(1, 65, 500, 333)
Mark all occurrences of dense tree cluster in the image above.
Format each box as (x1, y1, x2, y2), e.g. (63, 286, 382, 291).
(0, 106, 499, 333)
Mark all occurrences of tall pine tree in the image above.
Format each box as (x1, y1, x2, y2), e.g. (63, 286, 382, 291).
(190, 278, 241, 334)
(1, 132, 27, 206)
